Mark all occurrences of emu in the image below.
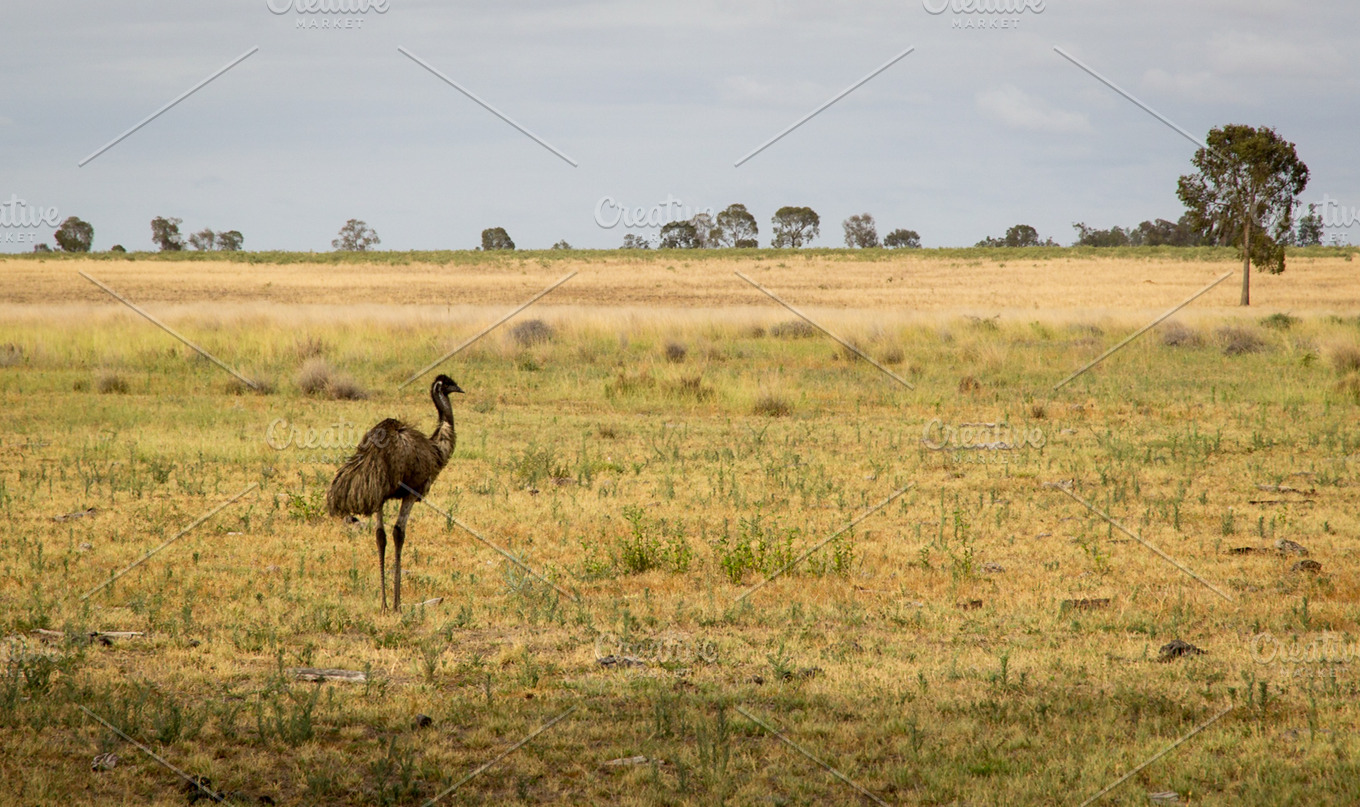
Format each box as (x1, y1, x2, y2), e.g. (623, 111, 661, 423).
(326, 374, 463, 609)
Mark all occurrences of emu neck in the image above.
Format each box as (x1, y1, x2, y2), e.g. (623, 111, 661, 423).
(431, 390, 456, 464)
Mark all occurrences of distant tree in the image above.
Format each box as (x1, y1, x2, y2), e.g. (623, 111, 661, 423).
(333, 219, 380, 251)
(842, 213, 880, 248)
(715, 203, 758, 247)
(1004, 224, 1041, 247)
(189, 228, 217, 251)
(1296, 203, 1324, 247)
(1127, 215, 1202, 247)
(619, 234, 651, 250)
(690, 213, 718, 248)
(150, 216, 184, 252)
(883, 228, 921, 249)
(109, 244, 127, 253)
(551, 240, 572, 250)
(481, 227, 515, 251)
(1071, 223, 1132, 247)
(770, 206, 820, 248)
(217, 230, 244, 251)
(1177, 124, 1309, 304)
(658, 221, 699, 249)
(33, 243, 52, 253)
(54, 216, 93, 252)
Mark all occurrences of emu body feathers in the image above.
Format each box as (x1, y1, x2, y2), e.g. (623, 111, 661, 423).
(326, 374, 462, 609)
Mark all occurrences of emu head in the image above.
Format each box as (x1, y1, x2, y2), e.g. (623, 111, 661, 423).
(432, 374, 464, 398)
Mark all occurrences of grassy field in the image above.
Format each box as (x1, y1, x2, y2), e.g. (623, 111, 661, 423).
(2, 250, 1360, 805)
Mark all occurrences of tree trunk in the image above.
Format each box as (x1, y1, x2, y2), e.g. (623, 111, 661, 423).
(1240, 212, 1251, 306)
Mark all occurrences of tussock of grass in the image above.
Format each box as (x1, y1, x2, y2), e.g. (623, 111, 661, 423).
(752, 390, 791, 416)
(769, 320, 815, 339)
(1330, 343, 1360, 375)
(297, 357, 366, 399)
(1260, 312, 1299, 330)
(94, 369, 128, 394)
(663, 341, 687, 362)
(0, 343, 23, 367)
(510, 318, 554, 347)
(1216, 324, 1267, 356)
(1159, 320, 1202, 348)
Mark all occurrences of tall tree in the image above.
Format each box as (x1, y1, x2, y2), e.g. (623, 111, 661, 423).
(333, 219, 380, 251)
(480, 227, 515, 250)
(770, 206, 820, 248)
(217, 230, 244, 251)
(54, 216, 93, 252)
(189, 228, 217, 251)
(1177, 124, 1309, 305)
(689, 213, 718, 248)
(842, 213, 879, 248)
(715, 203, 759, 248)
(150, 216, 184, 252)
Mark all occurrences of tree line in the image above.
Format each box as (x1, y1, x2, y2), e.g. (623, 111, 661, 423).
(27, 124, 1321, 304)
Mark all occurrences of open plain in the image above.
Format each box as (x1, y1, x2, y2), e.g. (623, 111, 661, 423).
(2, 248, 1359, 805)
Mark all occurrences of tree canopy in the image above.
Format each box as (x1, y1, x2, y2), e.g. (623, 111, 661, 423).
(842, 213, 879, 248)
(150, 216, 184, 252)
(54, 216, 93, 252)
(1177, 124, 1308, 303)
(480, 227, 515, 251)
(333, 219, 380, 252)
(770, 206, 820, 248)
(715, 203, 758, 248)
(883, 229, 921, 249)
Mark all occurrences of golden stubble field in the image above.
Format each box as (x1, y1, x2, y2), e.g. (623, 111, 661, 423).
(1, 250, 1359, 805)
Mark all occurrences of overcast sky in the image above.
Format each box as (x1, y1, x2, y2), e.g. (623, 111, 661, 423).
(1, 1, 1356, 252)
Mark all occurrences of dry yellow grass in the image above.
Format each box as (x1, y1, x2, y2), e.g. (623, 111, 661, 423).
(3, 251, 1357, 315)
(1, 252, 1358, 805)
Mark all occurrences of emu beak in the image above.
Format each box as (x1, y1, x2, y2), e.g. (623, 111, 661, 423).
(450, 381, 465, 394)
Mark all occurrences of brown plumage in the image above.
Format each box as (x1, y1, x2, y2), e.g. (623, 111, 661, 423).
(327, 374, 463, 609)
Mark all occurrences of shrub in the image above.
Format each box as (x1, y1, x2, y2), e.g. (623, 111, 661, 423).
(1338, 373, 1360, 403)
(95, 370, 129, 394)
(670, 375, 713, 401)
(297, 358, 366, 399)
(1216, 325, 1266, 356)
(1159, 320, 1202, 348)
(753, 392, 791, 417)
(769, 320, 816, 339)
(1329, 343, 1360, 375)
(664, 341, 687, 363)
(1260, 312, 1298, 330)
(328, 376, 368, 401)
(511, 319, 554, 347)
(297, 358, 333, 396)
(0, 344, 23, 367)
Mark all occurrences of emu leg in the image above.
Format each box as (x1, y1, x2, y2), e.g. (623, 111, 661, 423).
(392, 497, 416, 610)
(375, 505, 388, 609)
